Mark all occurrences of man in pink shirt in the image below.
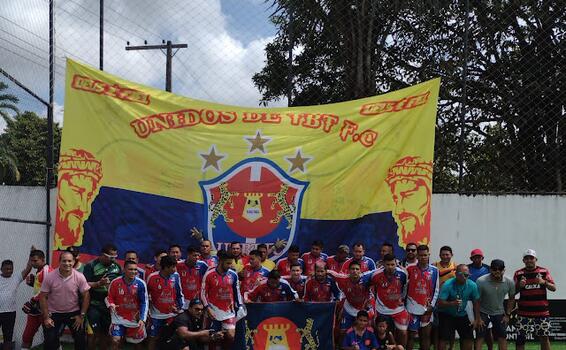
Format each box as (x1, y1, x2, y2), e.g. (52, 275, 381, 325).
(39, 251, 90, 350)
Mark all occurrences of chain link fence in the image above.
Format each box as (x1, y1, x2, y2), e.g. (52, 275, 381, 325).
(0, 0, 564, 218)
(1, 0, 563, 193)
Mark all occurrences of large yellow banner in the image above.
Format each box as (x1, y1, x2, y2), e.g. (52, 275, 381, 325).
(55, 59, 439, 262)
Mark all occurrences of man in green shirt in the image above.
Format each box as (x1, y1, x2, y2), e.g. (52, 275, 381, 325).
(83, 244, 122, 350)
(475, 259, 515, 350)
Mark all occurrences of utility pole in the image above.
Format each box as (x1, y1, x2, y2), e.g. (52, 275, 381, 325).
(125, 40, 187, 92)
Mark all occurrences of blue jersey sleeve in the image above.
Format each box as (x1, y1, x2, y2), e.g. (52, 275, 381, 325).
(330, 278, 341, 301)
(173, 273, 185, 310)
(136, 278, 149, 322)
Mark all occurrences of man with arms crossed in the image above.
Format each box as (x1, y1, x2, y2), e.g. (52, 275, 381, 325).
(475, 259, 514, 350)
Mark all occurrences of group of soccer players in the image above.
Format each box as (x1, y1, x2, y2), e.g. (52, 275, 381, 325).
(33, 238, 554, 350)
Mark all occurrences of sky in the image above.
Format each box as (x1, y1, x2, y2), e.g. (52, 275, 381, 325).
(0, 0, 286, 132)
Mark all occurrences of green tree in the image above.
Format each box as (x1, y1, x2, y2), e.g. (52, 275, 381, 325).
(253, 0, 565, 192)
(0, 81, 20, 184)
(1, 111, 62, 186)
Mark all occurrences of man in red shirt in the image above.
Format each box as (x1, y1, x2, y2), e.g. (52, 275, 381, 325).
(200, 240, 218, 268)
(304, 263, 341, 302)
(283, 263, 307, 300)
(176, 246, 208, 306)
(240, 250, 270, 294)
(276, 245, 304, 275)
(144, 249, 167, 281)
(326, 245, 350, 272)
(22, 249, 53, 350)
(146, 256, 184, 350)
(245, 270, 298, 302)
(341, 242, 376, 273)
(302, 240, 328, 277)
(201, 251, 244, 349)
(514, 249, 556, 350)
(106, 260, 148, 348)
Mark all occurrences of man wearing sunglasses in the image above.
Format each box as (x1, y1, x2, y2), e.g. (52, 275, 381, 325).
(475, 259, 515, 350)
(401, 243, 418, 268)
(437, 264, 481, 350)
(83, 244, 123, 350)
(163, 299, 223, 350)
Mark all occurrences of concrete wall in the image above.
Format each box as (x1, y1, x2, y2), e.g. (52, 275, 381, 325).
(431, 194, 565, 299)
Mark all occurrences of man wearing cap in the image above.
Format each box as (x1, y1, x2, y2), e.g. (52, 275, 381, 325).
(475, 259, 515, 350)
(513, 249, 556, 350)
(326, 245, 349, 272)
(467, 249, 490, 283)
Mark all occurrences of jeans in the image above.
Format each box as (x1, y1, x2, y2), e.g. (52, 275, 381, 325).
(42, 311, 86, 350)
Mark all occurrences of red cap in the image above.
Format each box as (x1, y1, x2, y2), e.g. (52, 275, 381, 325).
(470, 249, 484, 258)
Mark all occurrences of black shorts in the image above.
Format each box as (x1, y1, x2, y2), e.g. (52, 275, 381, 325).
(87, 303, 111, 333)
(477, 313, 507, 339)
(438, 312, 474, 340)
(0, 311, 16, 342)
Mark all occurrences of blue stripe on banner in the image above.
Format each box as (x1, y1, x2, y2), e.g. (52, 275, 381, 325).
(81, 186, 405, 263)
(235, 302, 336, 350)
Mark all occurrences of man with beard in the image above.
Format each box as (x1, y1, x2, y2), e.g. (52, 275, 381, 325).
(304, 263, 341, 302)
(176, 247, 208, 308)
(240, 250, 269, 295)
(385, 156, 432, 248)
(54, 149, 102, 249)
(276, 245, 304, 275)
(514, 249, 556, 350)
(201, 251, 245, 349)
(83, 244, 123, 350)
(162, 299, 224, 350)
(476, 259, 515, 350)
(401, 243, 418, 268)
(326, 245, 350, 272)
(437, 265, 481, 350)
(341, 242, 376, 273)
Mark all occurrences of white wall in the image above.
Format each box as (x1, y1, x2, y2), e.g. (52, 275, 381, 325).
(431, 194, 565, 299)
(0, 186, 51, 348)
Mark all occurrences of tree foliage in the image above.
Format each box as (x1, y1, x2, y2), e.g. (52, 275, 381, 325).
(253, 0, 565, 192)
(1, 111, 62, 186)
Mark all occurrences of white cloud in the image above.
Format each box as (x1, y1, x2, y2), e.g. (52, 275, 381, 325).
(0, 0, 286, 134)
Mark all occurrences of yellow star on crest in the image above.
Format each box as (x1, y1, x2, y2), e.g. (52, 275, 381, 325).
(285, 149, 312, 173)
(245, 131, 271, 154)
(200, 145, 225, 172)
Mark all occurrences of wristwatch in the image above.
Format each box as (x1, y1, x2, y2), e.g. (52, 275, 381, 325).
(80, 312, 86, 318)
